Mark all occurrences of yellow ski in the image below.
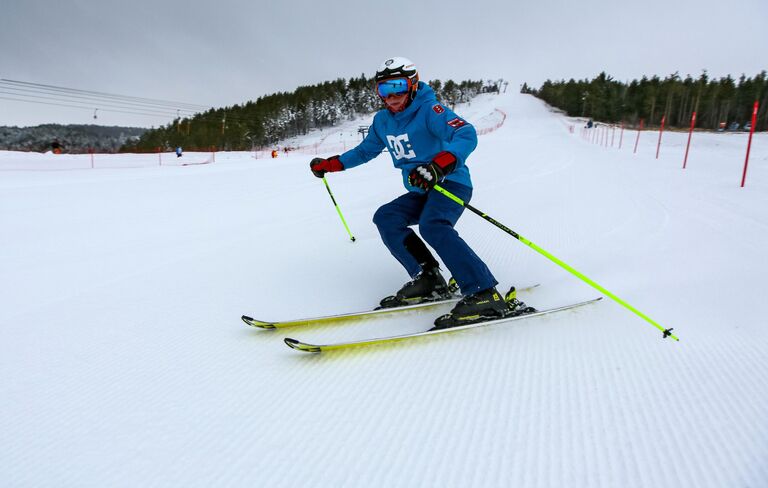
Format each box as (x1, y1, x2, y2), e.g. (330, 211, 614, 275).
(284, 297, 602, 353)
(242, 284, 539, 329)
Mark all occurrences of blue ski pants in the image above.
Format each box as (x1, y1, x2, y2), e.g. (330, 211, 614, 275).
(372, 180, 497, 295)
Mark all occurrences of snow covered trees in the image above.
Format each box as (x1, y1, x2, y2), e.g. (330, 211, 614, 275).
(125, 77, 486, 152)
(530, 70, 768, 131)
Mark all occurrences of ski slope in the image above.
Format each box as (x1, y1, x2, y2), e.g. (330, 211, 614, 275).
(1, 92, 767, 487)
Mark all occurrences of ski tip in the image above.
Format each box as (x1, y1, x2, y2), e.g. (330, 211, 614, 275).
(241, 315, 276, 329)
(284, 338, 321, 353)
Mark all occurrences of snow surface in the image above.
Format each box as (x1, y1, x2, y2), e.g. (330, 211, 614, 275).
(1, 92, 767, 487)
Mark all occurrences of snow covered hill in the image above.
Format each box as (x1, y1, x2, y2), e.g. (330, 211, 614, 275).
(1, 92, 766, 487)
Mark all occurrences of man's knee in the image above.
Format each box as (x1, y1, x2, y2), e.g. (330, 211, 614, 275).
(419, 219, 454, 246)
(372, 206, 389, 228)
(373, 203, 404, 229)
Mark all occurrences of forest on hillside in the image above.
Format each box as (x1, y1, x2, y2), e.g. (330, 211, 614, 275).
(0, 124, 145, 153)
(123, 77, 500, 152)
(524, 71, 767, 131)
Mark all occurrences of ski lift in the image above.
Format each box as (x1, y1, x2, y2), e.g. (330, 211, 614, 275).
(93, 108, 98, 120)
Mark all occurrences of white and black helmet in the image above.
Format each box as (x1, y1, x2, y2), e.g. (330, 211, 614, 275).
(375, 57, 420, 102)
(375, 57, 419, 83)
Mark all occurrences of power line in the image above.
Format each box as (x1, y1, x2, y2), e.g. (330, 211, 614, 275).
(0, 95, 261, 125)
(0, 78, 210, 110)
(0, 90, 195, 117)
(0, 96, 187, 119)
(0, 77, 271, 127)
(0, 83, 201, 114)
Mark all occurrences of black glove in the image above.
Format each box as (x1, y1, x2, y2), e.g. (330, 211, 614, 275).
(309, 155, 344, 178)
(407, 151, 457, 190)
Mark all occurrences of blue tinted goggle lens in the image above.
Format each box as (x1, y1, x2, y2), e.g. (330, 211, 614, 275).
(377, 78, 409, 98)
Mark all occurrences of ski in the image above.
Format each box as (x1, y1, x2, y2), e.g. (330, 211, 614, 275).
(284, 297, 602, 353)
(241, 284, 539, 329)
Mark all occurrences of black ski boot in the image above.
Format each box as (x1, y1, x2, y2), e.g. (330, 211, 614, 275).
(431, 286, 536, 330)
(503, 286, 537, 317)
(378, 267, 451, 309)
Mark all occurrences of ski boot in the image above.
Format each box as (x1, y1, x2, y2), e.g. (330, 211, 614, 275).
(377, 267, 452, 309)
(431, 286, 536, 330)
(503, 286, 537, 317)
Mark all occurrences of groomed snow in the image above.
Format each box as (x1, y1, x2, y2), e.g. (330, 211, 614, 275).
(1, 92, 766, 487)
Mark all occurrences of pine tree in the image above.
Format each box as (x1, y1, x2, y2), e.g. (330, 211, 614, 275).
(526, 69, 767, 131)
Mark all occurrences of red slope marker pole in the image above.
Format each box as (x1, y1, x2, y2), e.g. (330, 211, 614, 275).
(619, 121, 625, 149)
(741, 101, 759, 187)
(683, 111, 696, 169)
(656, 115, 666, 159)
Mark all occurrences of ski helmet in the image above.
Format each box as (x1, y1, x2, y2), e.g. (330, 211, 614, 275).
(375, 57, 419, 102)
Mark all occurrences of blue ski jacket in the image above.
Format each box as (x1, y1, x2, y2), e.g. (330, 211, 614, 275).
(338, 82, 477, 192)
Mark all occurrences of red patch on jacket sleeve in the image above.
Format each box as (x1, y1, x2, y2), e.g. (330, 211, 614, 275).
(447, 117, 466, 128)
(432, 104, 445, 114)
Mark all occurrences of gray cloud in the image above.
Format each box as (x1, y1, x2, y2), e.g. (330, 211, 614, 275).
(2, 0, 766, 127)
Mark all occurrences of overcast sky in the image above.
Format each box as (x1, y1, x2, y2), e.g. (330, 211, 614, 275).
(1, 0, 766, 128)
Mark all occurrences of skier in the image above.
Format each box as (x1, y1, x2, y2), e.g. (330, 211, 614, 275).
(308, 57, 530, 329)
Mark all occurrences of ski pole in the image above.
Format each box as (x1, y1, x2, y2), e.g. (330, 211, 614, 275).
(322, 176, 356, 242)
(432, 184, 678, 341)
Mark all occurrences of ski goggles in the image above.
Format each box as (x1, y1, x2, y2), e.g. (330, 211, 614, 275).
(376, 78, 411, 98)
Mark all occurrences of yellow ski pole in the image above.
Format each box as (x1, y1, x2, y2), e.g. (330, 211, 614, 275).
(433, 184, 678, 341)
(322, 176, 356, 242)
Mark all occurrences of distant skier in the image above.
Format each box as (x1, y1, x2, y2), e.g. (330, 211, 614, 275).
(176, 146, 183, 158)
(309, 57, 531, 329)
(51, 139, 62, 154)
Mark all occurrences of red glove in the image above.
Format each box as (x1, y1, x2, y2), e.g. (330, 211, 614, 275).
(407, 151, 457, 190)
(310, 155, 344, 178)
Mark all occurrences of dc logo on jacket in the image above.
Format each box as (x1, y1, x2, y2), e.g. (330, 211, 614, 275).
(386, 134, 416, 160)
